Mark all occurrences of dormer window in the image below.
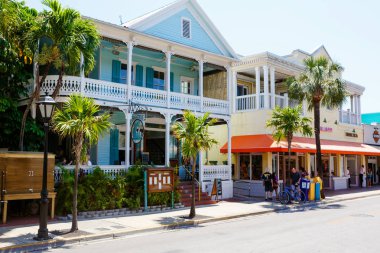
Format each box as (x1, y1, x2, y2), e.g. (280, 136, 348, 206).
(182, 18, 191, 39)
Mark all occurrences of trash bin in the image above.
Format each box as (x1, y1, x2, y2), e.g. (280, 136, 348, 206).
(309, 181, 315, 201)
(301, 179, 310, 201)
(315, 182, 321, 201)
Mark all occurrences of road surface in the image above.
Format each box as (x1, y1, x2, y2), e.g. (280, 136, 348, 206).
(46, 196, 380, 253)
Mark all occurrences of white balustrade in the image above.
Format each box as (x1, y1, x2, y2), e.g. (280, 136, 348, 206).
(54, 165, 128, 182)
(84, 78, 127, 101)
(170, 92, 201, 111)
(26, 75, 230, 115)
(275, 95, 286, 108)
(339, 110, 359, 125)
(236, 94, 256, 111)
(203, 97, 229, 114)
(131, 85, 167, 107)
(201, 165, 231, 181)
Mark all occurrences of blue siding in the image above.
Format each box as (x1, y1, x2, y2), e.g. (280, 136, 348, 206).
(97, 131, 110, 165)
(99, 40, 200, 95)
(144, 9, 223, 56)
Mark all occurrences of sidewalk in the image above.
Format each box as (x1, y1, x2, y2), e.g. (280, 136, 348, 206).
(1, 186, 380, 252)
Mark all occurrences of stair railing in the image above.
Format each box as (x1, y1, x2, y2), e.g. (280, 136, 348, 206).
(183, 166, 201, 201)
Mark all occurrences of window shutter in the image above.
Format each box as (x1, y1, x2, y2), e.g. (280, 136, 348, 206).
(112, 60, 121, 83)
(146, 67, 154, 88)
(136, 65, 143, 86)
(170, 72, 174, 92)
(109, 128, 119, 165)
(182, 19, 190, 38)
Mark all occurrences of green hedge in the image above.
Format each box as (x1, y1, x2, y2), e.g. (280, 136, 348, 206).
(55, 164, 180, 215)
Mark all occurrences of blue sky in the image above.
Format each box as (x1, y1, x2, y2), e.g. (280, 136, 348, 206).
(24, 0, 380, 113)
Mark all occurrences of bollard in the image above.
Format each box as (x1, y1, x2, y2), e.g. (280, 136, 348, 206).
(315, 182, 321, 201)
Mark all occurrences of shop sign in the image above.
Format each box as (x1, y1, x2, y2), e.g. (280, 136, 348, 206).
(320, 127, 333, 132)
(147, 168, 174, 193)
(363, 124, 380, 146)
(345, 132, 358, 138)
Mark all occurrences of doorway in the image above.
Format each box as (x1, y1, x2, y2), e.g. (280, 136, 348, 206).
(346, 156, 357, 186)
(368, 156, 377, 184)
(279, 154, 296, 185)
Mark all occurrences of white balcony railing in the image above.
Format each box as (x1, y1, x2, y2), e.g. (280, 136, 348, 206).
(236, 93, 302, 112)
(30, 75, 229, 115)
(340, 110, 360, 125)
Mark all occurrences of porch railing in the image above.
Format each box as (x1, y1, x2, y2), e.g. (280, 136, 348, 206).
(27, 75, 230, 115)
(54, 165, 128, 183)
(340, 110, 359, 125)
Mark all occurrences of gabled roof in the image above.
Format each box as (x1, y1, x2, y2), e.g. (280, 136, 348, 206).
(123, 0, 237, 59)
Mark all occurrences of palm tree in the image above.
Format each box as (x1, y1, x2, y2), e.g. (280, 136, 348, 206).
(288, 56, 346, 178)
(266, 105, 312, 180)
(51, 94, 111, 232)
(172, 111, 217, 218)
(19, 0, 100, 150)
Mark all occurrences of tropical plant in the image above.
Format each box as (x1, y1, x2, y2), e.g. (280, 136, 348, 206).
(266, 105, 312, 179)
(51, 94, 111, 232)
(172, 110, 217, 218)
(287, 56, 346, 177)
(19, 0, 100, 151)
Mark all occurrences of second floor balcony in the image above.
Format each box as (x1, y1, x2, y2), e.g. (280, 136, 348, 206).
(26, 75, 230, 115)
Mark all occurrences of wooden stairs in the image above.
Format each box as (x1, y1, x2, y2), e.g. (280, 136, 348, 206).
(178, 181, 217, 207)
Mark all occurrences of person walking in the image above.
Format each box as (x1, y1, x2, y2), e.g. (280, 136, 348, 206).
(368, 168, 373, 187)
(262, 168, 273, 201)
(359, 165, 365, 188)
(272, 171, 279, 201)
(346, 167, 351, 188)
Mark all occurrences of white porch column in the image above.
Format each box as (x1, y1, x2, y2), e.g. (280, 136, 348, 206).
(284, 93, 289, 107)
(165, 51, 172, 108)
(270, 67, 275, 109)
(232, 69, 237, 113)
(125, 113, 132, 167)
(80, 52, 85, 94)
(227, 119, 232, 180)
(350, 95, 354, 113)
(198, 59, 204, 112)
(263, 66, 269, 109)
(31, 43, 39, 119)
(127, 41, 134, 100)
(358, 95, 361, 124)
(165, 113, 171, 167)
(255, 67, 260, 109)
(226, 66, 235, 114)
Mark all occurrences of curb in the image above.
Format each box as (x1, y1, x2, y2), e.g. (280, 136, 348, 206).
(2, 191, 380, 252)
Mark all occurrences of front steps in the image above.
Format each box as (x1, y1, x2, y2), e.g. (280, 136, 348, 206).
(178, 181, 217, 207)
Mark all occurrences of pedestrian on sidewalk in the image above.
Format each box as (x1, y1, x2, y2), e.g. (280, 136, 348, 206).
(359, 165, 365, 188)
(367, 168, 373, 187)
(346, 167, 351, 188)
(272, 171, 279, 201)
(262, 168, 273, 201)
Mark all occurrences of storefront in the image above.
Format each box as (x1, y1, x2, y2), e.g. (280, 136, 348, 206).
(363, 124, 380, 184)
(221, 134, 380, 196)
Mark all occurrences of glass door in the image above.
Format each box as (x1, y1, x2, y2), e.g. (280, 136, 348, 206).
(239, 154, 250, 180)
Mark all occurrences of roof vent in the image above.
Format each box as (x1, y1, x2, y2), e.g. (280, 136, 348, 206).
(182, 18, 191, 39)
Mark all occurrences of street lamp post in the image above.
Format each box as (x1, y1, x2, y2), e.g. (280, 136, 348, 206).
(35, 94, 56, 241)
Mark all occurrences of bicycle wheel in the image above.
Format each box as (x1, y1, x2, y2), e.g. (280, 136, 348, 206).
(294, 191, 306, 204)
(279, 191, 290, 205)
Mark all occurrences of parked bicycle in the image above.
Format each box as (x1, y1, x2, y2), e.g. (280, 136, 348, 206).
(279, 186, 306, 205)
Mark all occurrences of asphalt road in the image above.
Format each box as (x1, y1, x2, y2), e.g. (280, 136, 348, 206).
(46, 196, 380, 253)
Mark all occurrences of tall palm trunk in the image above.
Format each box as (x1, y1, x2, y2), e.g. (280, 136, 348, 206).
(51, 62, 65, 99)
(314, 100, 323, 178)
(19, 62, 52, 151)
(71, 133, 83, 232)
(287, 138, 292, 185)
(189, 155, 196, 219)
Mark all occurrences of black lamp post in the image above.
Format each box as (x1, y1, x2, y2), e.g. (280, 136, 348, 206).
(35, 94, 56, 241)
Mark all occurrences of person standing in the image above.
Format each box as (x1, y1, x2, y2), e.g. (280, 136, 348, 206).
(368, 168, 373, 187)
(262, 168, 273, 201)
(346, 167, 351, 188)
(272, 171, 279, 201)
(359, 165, 365, 188)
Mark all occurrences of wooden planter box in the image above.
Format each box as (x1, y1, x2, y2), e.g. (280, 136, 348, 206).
(0, 152, 56, 223)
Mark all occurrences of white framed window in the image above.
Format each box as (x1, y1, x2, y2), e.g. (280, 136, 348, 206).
(181, 18, 191, 39)
(180, 76, 194, 94)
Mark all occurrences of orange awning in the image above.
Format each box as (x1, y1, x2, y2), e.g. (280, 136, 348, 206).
(220, 134, 380, 156)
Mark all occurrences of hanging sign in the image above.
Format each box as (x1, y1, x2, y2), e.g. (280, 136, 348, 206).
(131, 118, 144, 144)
